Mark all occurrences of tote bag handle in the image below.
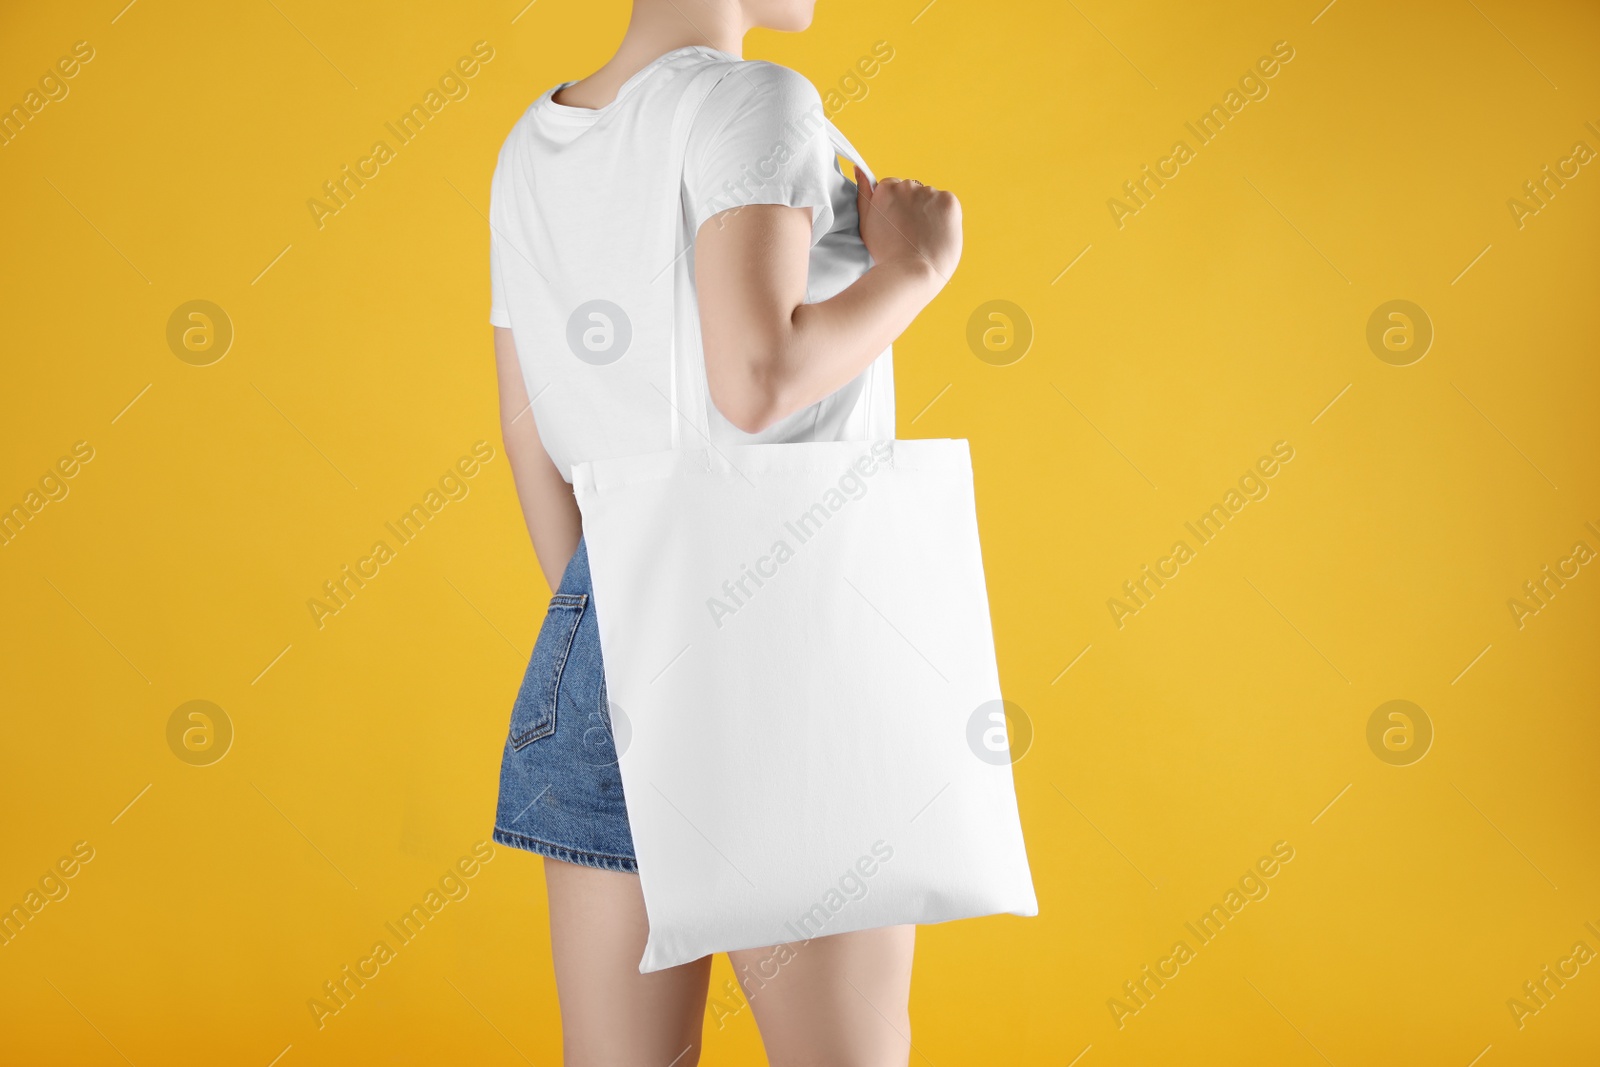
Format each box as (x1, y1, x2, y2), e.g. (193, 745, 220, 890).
(663, 66, 880, 455)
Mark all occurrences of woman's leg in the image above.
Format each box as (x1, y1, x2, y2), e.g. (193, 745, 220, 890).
(727, 926, 916, 1067)
(544, 858, 712, 1065)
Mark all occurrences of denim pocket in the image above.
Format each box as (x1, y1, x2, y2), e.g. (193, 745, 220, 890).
(508, 593, 588, 750)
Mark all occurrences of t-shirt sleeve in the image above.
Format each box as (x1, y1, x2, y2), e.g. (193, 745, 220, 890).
(683, 61, 838, 245)
(488, 224, 512, 328)
(487, 160, 513, 328)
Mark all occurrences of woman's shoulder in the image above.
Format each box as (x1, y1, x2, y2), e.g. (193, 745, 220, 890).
(688, 58, 828, 161)
(490, 52, 825, 174)
(698, 57, 823, 118)
(491, 92, 556, 162)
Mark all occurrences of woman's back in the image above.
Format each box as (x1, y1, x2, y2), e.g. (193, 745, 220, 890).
(488, 44, 893, 482)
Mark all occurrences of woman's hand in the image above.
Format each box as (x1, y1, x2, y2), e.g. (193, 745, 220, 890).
(854, 165, 962, 285)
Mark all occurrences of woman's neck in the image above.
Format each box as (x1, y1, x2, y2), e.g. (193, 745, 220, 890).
(553, 3, 745, 109)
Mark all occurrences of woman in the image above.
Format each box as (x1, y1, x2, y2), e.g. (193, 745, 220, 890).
(486, 0, 961, 1062)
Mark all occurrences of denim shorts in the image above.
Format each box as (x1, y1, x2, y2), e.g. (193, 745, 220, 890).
(493, 538, 637, 872)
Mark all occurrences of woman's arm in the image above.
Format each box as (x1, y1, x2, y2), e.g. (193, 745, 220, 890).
(695, 167, 962, 434)
(494, 325, 582, 591)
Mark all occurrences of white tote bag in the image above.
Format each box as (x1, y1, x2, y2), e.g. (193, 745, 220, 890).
(572, 68, 1037, 973)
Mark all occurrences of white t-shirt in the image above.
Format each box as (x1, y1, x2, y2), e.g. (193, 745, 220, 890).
(488, 45, 895, 482)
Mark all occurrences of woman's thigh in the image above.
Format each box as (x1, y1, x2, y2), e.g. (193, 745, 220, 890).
(727, 925, 916, 1067)
(544, 857, 712, 1066)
